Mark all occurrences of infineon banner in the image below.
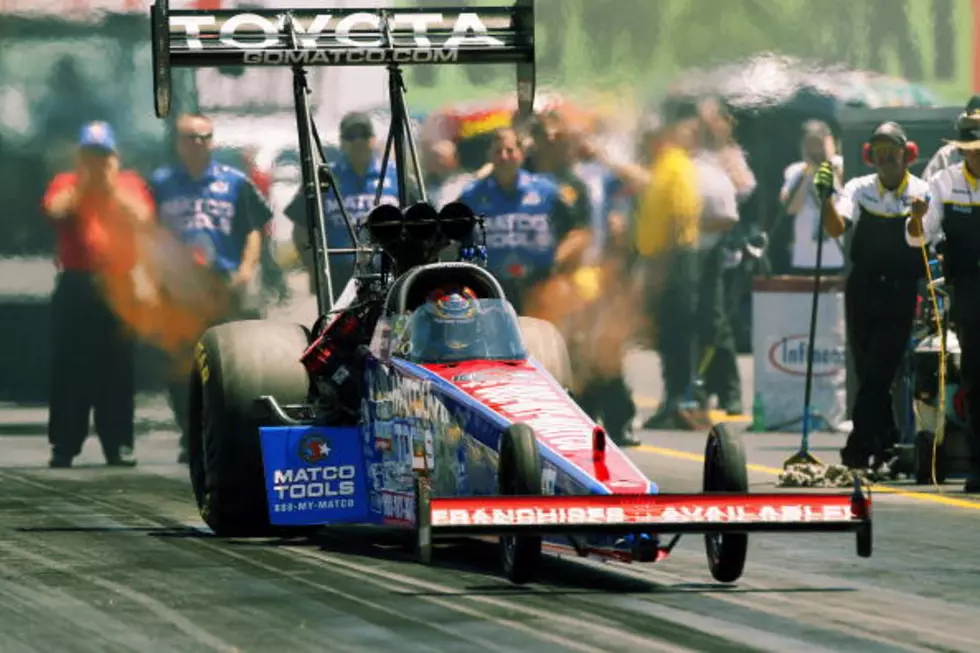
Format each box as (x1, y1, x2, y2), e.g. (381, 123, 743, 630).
(752, 276, 847, 432)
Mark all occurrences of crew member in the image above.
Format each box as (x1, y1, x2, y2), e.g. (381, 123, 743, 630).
(284, 111, 400, 301)
(525, 110, 593, 236)
(818, 121, 928, 470)
(908, 111, 980, 492)
(634, 100, 704, 430)
(922, 95, 980, 180)
(692, 102, 745, 416)
(780, 121, 845, 275)
(41, 121, 155, 468)
(456, 127, 574, 314)
(150, 112, 271, 464)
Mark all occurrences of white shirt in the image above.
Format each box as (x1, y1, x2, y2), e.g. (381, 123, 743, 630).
(836, 171, 930, 226)
(922, 143, 962, 182)
(907, 161, 979, 248)
(694, 150, 739, 250)
(781, 156, 845, 270)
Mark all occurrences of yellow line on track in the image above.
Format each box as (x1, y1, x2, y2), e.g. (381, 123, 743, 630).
(635, 444, 980, 512)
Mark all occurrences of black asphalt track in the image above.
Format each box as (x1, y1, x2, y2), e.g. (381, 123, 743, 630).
(1, 392, 978, 653)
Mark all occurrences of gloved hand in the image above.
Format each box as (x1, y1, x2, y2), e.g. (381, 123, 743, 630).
(814, 162, 835, 197)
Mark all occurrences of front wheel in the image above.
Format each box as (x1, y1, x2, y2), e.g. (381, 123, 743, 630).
(498, 423, 543, 584)
(703, 424, 749, 584)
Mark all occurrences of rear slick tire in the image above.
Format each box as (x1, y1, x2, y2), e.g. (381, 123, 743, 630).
(187, 320, 311, 538)
(703, 423, 749, 584)
(498, 423, 543, 584)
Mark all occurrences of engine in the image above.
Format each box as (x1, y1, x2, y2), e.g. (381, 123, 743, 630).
(365, 200, 484, 275)
(300, 300, 382, 423)
(300, 199, 486, 423)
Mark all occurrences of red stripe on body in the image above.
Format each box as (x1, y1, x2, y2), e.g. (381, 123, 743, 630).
(423, 360, 650, 492)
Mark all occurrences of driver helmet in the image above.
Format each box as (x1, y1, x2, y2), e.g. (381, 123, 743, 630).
(413, 285, 481, 360)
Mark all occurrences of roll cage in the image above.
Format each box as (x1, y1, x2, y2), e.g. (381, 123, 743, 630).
(150, 0, 536, 315)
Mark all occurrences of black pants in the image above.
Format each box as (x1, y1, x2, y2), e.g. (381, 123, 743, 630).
(48, 270, 134, 458)
(653, 248, 699, 406)
(843, 270, 918, 461)
(950, 278, 980, 472)
(697, 243, 741, 408)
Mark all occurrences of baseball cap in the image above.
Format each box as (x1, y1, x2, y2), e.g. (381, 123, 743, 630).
(340, 112, 374, 139)
(868, 121, 908, 146)
(78, 121, 117, 153)
(965, 94, 980, 115)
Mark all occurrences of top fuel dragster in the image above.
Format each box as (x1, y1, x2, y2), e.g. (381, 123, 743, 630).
(150, 0, 872, 585)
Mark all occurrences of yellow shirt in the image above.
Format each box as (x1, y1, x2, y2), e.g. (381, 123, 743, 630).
(635, 146, 702, 257)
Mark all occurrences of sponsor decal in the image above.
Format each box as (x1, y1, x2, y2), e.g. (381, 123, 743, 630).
(298, 433, 331, 464)
(194, 341, 209, 384)
(541, 464, 557, 496)
(768, 335, 846, 377)
(430, 495, 859, 528)
(171, 12, 504, 65)
(271, 465, 356, 501)
(382, 490, 415, 527)
(260, 426, 369, 526)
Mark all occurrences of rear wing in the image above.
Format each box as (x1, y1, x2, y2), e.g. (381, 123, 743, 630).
(425, 490, 873, 556)
(150, 0, 535, 317)
(151, 0, 536, 119)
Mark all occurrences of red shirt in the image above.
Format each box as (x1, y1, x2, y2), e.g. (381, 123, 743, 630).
(41, 171, 155, 273)
(249, 167, 272, 199)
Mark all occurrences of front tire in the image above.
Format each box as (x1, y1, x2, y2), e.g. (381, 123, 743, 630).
(498, 423, 543, 584)
(703, 423, 749, 583)
(187, 320, 311, 537)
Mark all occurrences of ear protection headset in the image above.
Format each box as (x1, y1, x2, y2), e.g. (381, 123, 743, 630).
(862, 121, 919, 166)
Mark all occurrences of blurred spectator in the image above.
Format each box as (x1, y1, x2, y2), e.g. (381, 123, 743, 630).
(241, 145, 289, 304)
(634, 100, 705, 430)
(698, 97, 757, 203)
(150, 113, 271, 464)
(456, 127, 575, 313)
(522, 111, 639, 446)
(284, 111, 399, 300)
(242, 146, 272, 198)
(779, 120, 845, 274)
(422, 139, 474, 209)
(922, 94, 980, 180)
(692, 99, 745, 415)
(41, 122, 154, 469)
(525, 111, 594, 238)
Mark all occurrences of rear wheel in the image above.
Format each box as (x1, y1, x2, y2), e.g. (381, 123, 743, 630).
(703, 424, 749, 583)
(498, 423, 543, 584)
(188, 320, 311, 537)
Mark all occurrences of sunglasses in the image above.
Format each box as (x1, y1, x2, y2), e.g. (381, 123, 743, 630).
(179, 132, 213, 143)
(870, 142, 902, 155)
(341, 129, 373, 141)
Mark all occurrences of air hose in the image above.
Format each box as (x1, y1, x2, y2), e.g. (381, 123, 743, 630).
(917, 237, 946, 490)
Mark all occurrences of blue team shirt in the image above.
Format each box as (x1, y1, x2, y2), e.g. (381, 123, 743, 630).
(149, 161, 270, 273)
(284, 155, 400, 251)
(456, 169, 566, 281)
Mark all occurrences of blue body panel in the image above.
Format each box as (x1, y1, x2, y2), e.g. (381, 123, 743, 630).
(258, 354, 660, 552)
